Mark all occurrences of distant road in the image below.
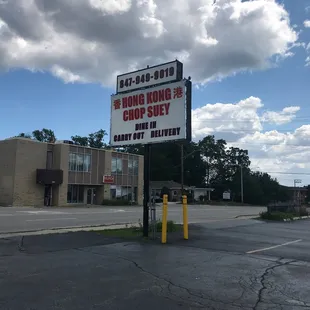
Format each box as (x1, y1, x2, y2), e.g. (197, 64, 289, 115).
(0, 204, 266, 234)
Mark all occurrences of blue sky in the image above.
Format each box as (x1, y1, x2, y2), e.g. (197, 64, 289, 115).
(0, 0, 310, 185)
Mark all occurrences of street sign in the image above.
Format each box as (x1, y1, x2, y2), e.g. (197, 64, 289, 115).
(223, 191, 231, 200)
(110, 80, 187, 146)
(103, 175, 114, 184)
(116, 60, 183, 93)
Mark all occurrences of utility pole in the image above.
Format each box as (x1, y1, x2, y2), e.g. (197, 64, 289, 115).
(240, 165, 244, 204)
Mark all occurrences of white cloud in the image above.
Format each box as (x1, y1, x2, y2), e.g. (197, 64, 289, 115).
(0, 0, 297, 85)
(192, 97, 310, 186)
(192, 96, 263, 142)
(261, 106, 300, 125)
(304, 20, 310, 28)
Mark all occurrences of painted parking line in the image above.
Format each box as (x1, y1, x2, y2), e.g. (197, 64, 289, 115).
(26, 218, 77, 222)
(246, 239, 302, 254)
(17, 211, 68, 215)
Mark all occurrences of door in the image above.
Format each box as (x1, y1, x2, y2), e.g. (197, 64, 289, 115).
(87, 188, 97, 205)
(44, 185, 52, 206)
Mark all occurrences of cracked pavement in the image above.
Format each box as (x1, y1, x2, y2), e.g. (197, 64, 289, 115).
(1, 219, 310, 309)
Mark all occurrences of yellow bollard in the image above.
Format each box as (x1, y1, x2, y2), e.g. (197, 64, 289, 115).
(182, 195, 188, 240)
(161, 194, 168, 244)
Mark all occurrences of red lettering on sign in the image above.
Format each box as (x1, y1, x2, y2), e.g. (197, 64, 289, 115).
(123, 107, 146, 121)
(147, 103, 170, 118)
(173, 87, 183, 99)
(114, 99, 121, 110)
(103, 175, 114, 184)
(122, 94, 144, 108)
(146, 88, 172, 104)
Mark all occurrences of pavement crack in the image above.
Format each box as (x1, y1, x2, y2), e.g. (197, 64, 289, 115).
(253, 259, 298, 310)
(118, 255, 244, 309)
(18, 236, 25, 252)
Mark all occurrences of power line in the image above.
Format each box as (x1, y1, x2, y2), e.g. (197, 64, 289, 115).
(258, 171, 310, 176)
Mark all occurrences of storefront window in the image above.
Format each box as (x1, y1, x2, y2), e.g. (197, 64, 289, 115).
(67, 185, 84, 203)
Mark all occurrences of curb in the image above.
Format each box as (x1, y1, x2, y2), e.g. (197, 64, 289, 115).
(0, 223, 139, 239)
(283, 216, 310, 222)
(235, 214, 258, 219)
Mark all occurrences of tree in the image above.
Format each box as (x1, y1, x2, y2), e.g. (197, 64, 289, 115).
(161, 186, 170, 198)
(88, 129, 107, 148)
(71, 129, 107, 148)
(306, 185, 310, 203)
(32, 129, 56, 143)
(71, 135, 89, 146)
(16, 133, 32, 139)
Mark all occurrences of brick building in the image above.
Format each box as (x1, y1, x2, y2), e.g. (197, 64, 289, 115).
(0, 138, 143, 207)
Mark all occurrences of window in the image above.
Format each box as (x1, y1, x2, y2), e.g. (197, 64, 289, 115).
(46, 151, 53, 169)
(133, 159, 138, 175)
(76, 154, 84, 171)
(112, 158, 117, 173)
(67, 185, 84, 203)
(110, 185, 137, 201)
(68, 153, 91, 172)
(128, 158, 133, 174)
(112, 157, 123, 173)
(84, 154, 91, 172)
(69, 153, 76, 171)
(128, 158, 138, 175)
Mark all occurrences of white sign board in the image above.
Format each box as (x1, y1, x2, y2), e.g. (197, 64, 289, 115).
(116, 61, 182, 93)
(223, 191, 231, 200)
(294, 179, 302, 183)
(110, 80, 186, 146)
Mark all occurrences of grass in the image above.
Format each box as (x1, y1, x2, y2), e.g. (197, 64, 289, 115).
(260, 211, 297, 221)
(98, 227, 142, 238)
(155, 220, 183, 232)
(96, 220, 182, 238)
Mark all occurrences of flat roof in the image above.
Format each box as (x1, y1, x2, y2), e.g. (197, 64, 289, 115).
(1, 137, 143, 157)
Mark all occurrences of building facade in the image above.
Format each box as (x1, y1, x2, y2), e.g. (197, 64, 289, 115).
(0, 138, 144, 207)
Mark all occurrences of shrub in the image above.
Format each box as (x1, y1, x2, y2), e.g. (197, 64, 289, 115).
(260, 211, 295, 221)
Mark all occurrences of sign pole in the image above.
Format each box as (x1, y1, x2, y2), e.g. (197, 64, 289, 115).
(181, 143, 184, 195)
(111, 60, 186, 239)
(143, 143, 150, 237)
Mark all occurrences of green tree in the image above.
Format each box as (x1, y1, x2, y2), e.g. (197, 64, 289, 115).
(306, 185, 310, 203)
(16, 133, 32, 139)
(88, 129, 107, 148)
(71, 129, 107, 148)
(32, 129, 56, 143)
(71, 135, 89, 146)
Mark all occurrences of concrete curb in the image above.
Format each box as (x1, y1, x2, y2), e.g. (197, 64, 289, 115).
(283, 216, 310, 222)
(0, 223, 140, 239)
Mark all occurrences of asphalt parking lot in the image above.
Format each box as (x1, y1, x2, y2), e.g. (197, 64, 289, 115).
(1, 218, 310, 309)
